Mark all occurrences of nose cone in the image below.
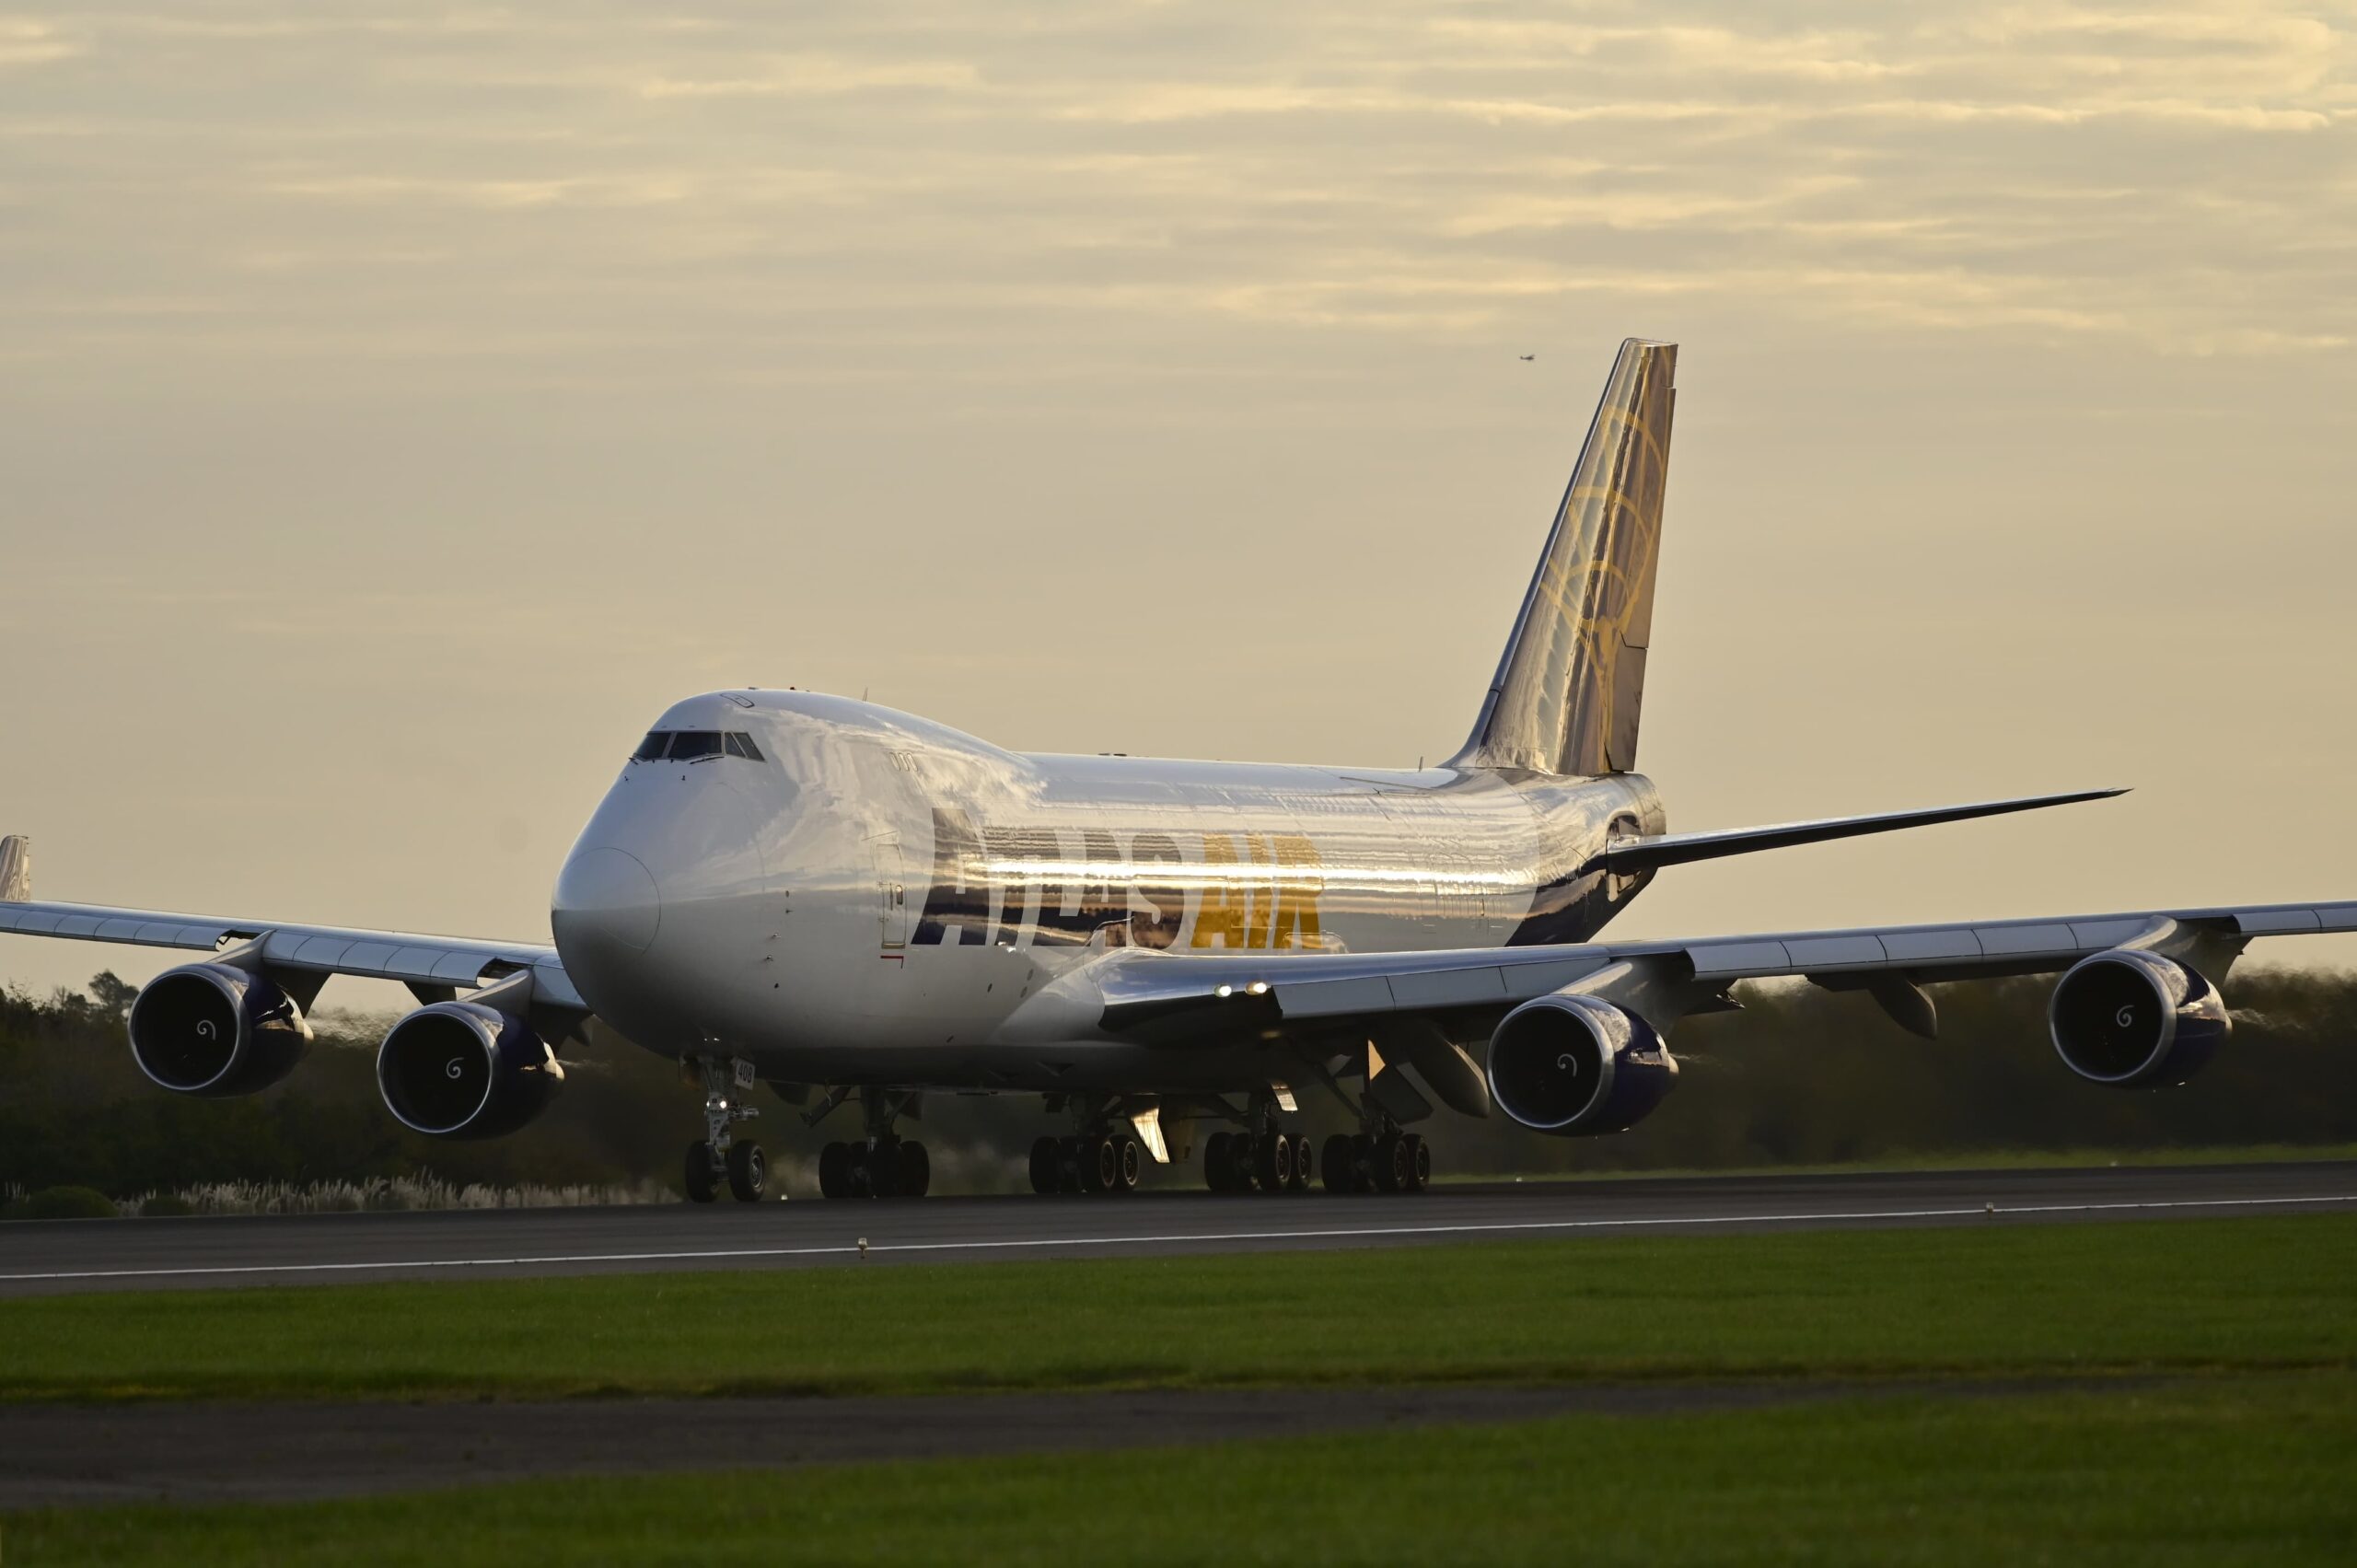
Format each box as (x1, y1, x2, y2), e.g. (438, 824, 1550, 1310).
(552, 846, 661, 956)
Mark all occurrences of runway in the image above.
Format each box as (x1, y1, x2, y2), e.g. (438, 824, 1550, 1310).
(2, 1160, 2351, 1298)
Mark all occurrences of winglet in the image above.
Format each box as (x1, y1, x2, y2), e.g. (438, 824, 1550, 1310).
(0, 835, 29, 903)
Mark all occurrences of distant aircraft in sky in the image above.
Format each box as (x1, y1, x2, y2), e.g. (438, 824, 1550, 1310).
(1519, 353, 1536, 360)
(7, 340, 2349, 1205)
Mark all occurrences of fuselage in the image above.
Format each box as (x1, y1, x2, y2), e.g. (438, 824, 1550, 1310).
(550, 690, 1663, 1093)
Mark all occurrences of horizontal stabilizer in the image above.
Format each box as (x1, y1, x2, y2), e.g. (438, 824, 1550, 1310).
(1586, 788, 2126, 876)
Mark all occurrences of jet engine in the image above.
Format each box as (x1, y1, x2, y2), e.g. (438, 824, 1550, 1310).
(127, 962, 312, 1097)
(2048, 948, 2229, 1087)
(1485, 992, 1678, 1135)
(377, 1001, 565, 1139)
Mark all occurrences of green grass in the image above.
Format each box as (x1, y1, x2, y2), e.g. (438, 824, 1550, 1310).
(9, 1373, 2355, 1564)
(6, 1214, 2353, 1403)
(1436, 1141, 2357, 1185)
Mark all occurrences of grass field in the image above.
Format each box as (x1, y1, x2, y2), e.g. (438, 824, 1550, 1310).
(4, 1214, 2352, 1403)
(7, 1214, 2352, 1563)
(7, 1373, 2353, 1565)
(1432, 1140, 2357, 1184)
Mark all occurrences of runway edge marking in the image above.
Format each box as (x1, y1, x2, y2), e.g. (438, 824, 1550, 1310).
(6, 1192, 2354, 1285)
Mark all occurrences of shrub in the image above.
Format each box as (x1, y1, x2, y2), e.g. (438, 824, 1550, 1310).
(138, 1192, 201, 1217)
(23, 1185, 120, 1220)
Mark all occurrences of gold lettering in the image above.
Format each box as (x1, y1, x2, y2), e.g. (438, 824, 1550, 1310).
(1190, 833, 1248, 948)
(1244, 833, 1273, 949)
(1269, 834, 1324, 950)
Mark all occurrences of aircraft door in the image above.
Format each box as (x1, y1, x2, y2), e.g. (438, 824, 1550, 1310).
(872, 837, 909, 950)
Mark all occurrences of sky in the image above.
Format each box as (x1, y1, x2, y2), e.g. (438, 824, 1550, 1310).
(4, 0, 2355, 1005)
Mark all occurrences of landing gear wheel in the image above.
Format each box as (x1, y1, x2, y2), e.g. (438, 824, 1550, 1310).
(1057, 1136, 1085, 1193)
(1029, 1135, 1061, 1195)
(1374, 1134, 1411, 1193)
(1321, 1133, 1358, 1194)
(1352, 1133, 1376, 1192)
(726, 1141, 767, 1202)
(898, 1140, 932, 1199)
(1074, 1134, 1112, 1194)
(685, 1141, 721, 1203)
(1113, 1135, 1143, 1193)
(1407, 1133, 1430, 1193)
(1218, 1133, 1259, 1194)
(1255, 1132, 1292, 1193)
(819, 1141, 851, 1200)
(1204, 1131, 1234, 1193)
(1288, 1137, 1312, 1192)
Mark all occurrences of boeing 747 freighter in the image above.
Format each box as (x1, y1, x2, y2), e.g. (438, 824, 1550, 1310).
(7, 341, 2347, 1202)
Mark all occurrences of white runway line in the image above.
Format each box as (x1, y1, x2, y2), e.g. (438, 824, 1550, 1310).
(4, 1192, 2353, 1286)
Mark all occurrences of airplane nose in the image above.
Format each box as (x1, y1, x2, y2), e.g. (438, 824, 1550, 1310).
(551, 846, 662, 955)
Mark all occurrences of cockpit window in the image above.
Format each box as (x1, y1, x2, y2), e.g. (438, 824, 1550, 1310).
(631, 727, 764, 764)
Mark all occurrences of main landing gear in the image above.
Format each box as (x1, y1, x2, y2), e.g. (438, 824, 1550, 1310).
(1202, 1128, 1313, 1194)
(1318, 1128, 1430, 1194)
(816, 1087, 931, 1200)
(1028, 1132, 1146, 1195)
(684, 1055, 767, 1203)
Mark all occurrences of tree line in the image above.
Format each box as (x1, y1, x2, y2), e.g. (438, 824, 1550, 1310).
(4, 966, 2353, 1201)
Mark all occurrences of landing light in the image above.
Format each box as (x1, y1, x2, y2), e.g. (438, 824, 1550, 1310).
(1214, 984, 1233, 998)
(1246, 981, 1271, 996)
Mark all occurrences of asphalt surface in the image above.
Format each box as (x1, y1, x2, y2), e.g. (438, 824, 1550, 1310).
(3, 1160, 2351, 1298)
(0, 1380, 2105, 1508)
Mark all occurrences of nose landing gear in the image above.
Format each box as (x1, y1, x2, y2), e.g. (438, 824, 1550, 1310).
(683, 1053, 767, 1203)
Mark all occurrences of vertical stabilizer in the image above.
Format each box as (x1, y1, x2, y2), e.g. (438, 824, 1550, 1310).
(1451, 339, 1677, 775)
(0, 835, 29, 903)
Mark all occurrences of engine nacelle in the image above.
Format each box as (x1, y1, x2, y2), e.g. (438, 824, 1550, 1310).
(377, 1001, 565, 1139)
(1486, 992, 1678, 1135)
(127, 962, 312, 1097)
(2049, 948, 2229, 1087)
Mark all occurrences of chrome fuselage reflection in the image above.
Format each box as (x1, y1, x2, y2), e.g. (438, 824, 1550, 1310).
(551, 689, 1660, 1094)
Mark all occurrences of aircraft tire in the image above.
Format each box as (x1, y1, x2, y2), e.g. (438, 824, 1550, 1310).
(1372, 1134, 1405, 1193)
(1078, 1134, 1114, 1193)
(1288, 1137, 1312, 1192)
(1321, 1133, 1357, 1193)
(726, 1140, 767, 1202)
(1113, 1135, 1143, 1192)
(1255, 1133, 1290, 1193)
(685, 1142, 722, 1203)
(1028, 1135, 1060, 1194)
(1203, 1132, 1234, 1192)
(1407, 1134, 1431, 1193)
(899, 1140, 931, 1198)
(1351, 1132, 1377, 1191)
(819, 1141, 850, 1200)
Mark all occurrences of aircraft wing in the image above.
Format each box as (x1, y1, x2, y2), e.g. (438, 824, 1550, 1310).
(0, 839, 579, 1009)
(1090, 899, 2357, 1043)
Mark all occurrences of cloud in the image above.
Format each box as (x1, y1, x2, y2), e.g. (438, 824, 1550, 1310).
(0, 17, 82, 65)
